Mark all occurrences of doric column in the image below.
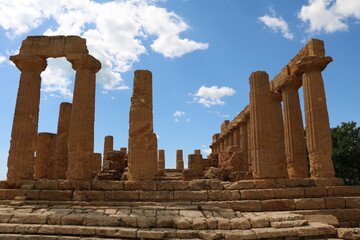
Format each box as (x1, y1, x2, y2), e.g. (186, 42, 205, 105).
(54, 102, 72, 179)
(35, 133, 56, 179)
(103, 136, 114, 161)
(7, 55, 47, 182)
(271, 92, 288, 178)
(176, 149, 184, 170)
(249, 71, 287, 179)
(158, 149, 165, 170)
(244, 111, 252, 173)
(128, 70, 158, 181)
(298, 56, 335, 178)
(188, 154, 204, 176)
(239, 119, 249, 171)
(281, 78, 308, 178)
(228, 131, 234, 147)
(66, 54, 101, 181)
(233, 126, 240, 147)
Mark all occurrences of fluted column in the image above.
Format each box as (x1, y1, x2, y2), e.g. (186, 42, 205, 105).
(66, 54, 101, 181)
(239, 120, 249, 171)
(176, 149, 184, 170)
(7, 56, 47, 182)
(271, 92, 288, 178)
(158, 149, 165, 170)
(54, 102, 72, 179)
(35, 133, 56, 179)
(103, 135, 114, 161)
(249, 71, 287, 179)
(281, 79, 308, 178)
(298, 56, 335, 178)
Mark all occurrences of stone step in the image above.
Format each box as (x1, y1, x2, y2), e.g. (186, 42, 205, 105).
(1, 185, 360, 202)
(0, 221, 338, 239)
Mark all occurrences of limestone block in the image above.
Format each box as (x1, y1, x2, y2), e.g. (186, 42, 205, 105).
(173, 190, 208, 201)
(137, 229, 165, 239)
(262, 199, 296, 211)
(139, 191, 173, 201)
(182, 169, 196, 181)
(240, 189, 275, 200)
(227, 180, 255, 190)
(176, 149, 184, 170)
(124, 181, 156, 190)
(73, 190, 105, 201)
(303, 214, 339, 226)
(227, 200, 262, 212)
(294, 198, 326, 210)
(128, 70, 158, 181)
(103, 150, 126, 173)
(188, 154, 204, 176)
(158, 149, 165, 170)
(324, 197, 346, 209)
(273, 188, 305, 199)
(203, 167, 231, 181)
(104, 190, 140, 201)
(192, 218, 208, 230)
(337, 228, 360, 240)
(92, 180, 124, 190)
(345, 197, 360, 208)
(305, 187, 328, 197)
(250, 216, 270, 228)
(230, 218, 251, 230)
(208, 190, 240, 201)
(156, 217, 173, 228)
(35, 133, 57, 179)
(217, 218, 231, 229)
(38, 190, 73, 201)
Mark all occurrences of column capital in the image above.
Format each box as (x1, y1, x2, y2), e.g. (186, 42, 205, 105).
(66, 54, 101, 73)
(10, 55, 47, 72)
(296, 56, 332, 74)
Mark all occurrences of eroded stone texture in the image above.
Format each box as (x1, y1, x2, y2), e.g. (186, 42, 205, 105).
(239, 118, 249, 172)
(176, 150, 184, 170)
(66, 54, 101, 181)
(128, 70, 158, 181)
(249, 71, 287, 179)
(158, 149, 165, 170)
(7, 56, 47, 182)
(298, 56, 335, 178)
(35, 133, 57, 179)
(54, 102, 72, 179)
(103, 136, 113, 162)
(92, 153, 102, 173)
(188, 154, 204, 176)
(281, 79, 308, 178)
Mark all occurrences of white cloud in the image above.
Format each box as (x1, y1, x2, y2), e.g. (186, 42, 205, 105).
(0, 0, 208, 98)
(258, 7, 294, 40)
(201, 148, 211, 155)
(186, 118, 190, 122)
(298, 0, 360, 34)
(0, 54, 6, 64)
(193, 86, 235, 107)
(173, 110, 185, 117)
(174, 118, 179, 123)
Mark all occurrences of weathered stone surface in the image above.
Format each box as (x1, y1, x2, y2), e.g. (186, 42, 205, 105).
(337, 228, 360, 240)
(128, 70, 158, 181)
(158, 149, 165, 170)
(188, 154, 204, 176)
(103, 135, 113, 162)
(176, 150, 184, 170)
(35, 133, 57, 179)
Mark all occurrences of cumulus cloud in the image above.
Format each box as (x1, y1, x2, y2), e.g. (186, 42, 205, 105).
(193, 86, 235, 107)
(258, 7, 294, 40)
(0, 54, 6, 64)
(173, 110, 185, 117)
(298, 0, 360, 33)
(201, 148, 211, 155)
(0, 0, 208, 98)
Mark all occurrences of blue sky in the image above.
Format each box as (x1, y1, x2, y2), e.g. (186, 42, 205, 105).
(0, 0, 359, 180)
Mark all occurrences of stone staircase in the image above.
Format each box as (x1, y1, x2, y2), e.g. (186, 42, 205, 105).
(0, 178, 359, 239)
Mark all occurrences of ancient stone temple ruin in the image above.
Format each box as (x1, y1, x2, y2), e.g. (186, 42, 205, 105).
(0, 36, 359, 240)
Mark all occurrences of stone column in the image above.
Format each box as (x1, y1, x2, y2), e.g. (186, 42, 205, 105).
(245, 113, 252, 173)
(271, 92, 288, 178)
(158, 149, 165, 170)
(233, 126, 240, 147)
(281, 79, 308, 178)
(54, 102, 72, 179)
(228, 131, 234, 147)
(66, 54, 101, 181)
(128, 70, 158, 181)
(7, 55, 47, 182)
(188, 154, 204, 176)
(249, 71, 287, 179)
(35, 133, 56, 179)
(298, 56, 335, 178)
(176, 149, 184, 170)
(103, 136, 114, 161)
(239, 120, 249, 171)
(194, 149, 201, 155)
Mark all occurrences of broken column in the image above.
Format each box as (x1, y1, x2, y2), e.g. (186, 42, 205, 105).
(249, 71, 287, 179)
(281, 78, 308, 178)
(176, 149, 184, 170)
(158, 149, 165, 170)
(128, 70, 158, 181)
(66, 54, 101, 181)
(188, 153, 204, 176)
(298, 56, 335, 178)
(7, 56, 47, 182)
(103, 136, 114, 162)
(35, 133, 56, 179)
(54, 102, 72, 179)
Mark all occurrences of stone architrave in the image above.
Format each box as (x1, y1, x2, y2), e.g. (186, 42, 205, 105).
(249, 71, 287, 179)
(35, 133, 57, 179)
(103, 136, 114, 161)
(298, 56, 335, 178)
(7, 56, 47, 182)
(66, 54, 101, 181)
(176, 150, 184, 170)
(271, 92, 288, 178)
(54, 102, 72, 179)
(281, 78, 308, 178)
(158, 149, 165, 170)
(128, 70, 158, 181)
